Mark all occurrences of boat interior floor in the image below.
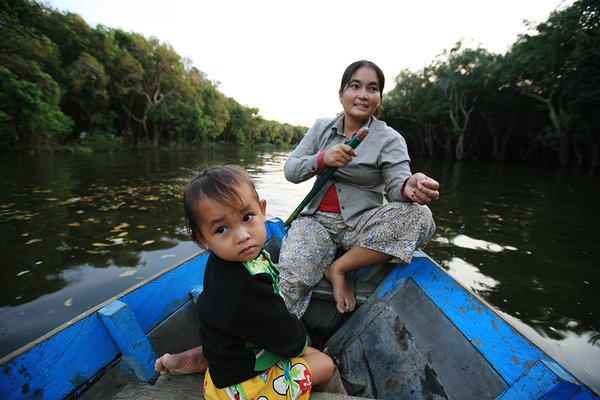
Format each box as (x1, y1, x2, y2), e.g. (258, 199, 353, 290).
(98, 258, 510, 399)
(112, 370, 374, 400)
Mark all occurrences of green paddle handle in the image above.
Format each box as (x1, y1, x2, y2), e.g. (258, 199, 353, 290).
(284, 127, 369, 227)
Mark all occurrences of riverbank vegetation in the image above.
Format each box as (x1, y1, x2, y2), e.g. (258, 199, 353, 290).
(1, 0, 598, 167)
(1, 0, 306, 151)
(382, 0, 599, 168)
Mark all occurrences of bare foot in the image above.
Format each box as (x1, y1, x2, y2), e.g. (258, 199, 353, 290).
(324, 265, 356, 313)
(154, 346, 208, 375)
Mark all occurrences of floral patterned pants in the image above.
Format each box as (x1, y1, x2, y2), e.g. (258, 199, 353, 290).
(279, 202, 436, 317)
(203, 358, 312, 400)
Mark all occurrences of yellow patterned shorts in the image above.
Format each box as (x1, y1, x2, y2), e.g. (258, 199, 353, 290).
(203, 357, 312, 400)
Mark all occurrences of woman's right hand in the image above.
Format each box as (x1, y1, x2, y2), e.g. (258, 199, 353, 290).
(323, 143, 357, 168)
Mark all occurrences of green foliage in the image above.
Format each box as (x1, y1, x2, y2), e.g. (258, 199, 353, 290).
(383, 0, 600, 168)
(64, 52, 111, 136)
(0, 66, 73, 147)
(0, 0, 305, 151)
(3, 0, 597, 166)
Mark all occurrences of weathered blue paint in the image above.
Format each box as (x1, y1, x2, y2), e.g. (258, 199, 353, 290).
(567, 388, 600, 400)
(0, 252, 208, 399)
(496, 360, 578, 399)
(99, 300, 159, 384)
(118, 252, 208, 334)
(266, 218, 287, 241)
(379, 255, 544, 384)
(0, 314, 120, 400)
(1, 220, 597, 399)
(189, 285, 203, 302)
(0, 222, 283, 400)
(379, 253, 597, 399)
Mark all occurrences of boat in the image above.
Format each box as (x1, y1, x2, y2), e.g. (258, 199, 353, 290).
(1, 218, 598, 399)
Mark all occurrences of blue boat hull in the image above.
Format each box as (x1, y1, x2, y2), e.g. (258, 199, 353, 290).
(0, 218, 597, 399)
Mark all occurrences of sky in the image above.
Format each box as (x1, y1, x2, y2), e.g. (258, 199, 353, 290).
(46, 0, 573, 127)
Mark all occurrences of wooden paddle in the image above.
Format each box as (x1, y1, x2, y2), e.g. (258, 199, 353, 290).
(284, 127, 370, 227)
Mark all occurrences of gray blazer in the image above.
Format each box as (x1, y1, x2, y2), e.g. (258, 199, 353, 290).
(284, 113, 412, 228)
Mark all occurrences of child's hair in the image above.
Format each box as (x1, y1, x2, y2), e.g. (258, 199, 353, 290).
(183, 164, 259, 237)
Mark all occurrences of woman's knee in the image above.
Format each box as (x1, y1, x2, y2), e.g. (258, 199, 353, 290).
(395, 202, 436, 232)
(416, 204, 436, 240)
(280, 218, 336, 275)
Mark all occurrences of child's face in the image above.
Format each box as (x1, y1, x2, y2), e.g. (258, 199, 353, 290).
(193, 183, 267, 263)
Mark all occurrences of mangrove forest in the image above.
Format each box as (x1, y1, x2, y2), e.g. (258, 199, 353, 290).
(1, 0, 599, 168)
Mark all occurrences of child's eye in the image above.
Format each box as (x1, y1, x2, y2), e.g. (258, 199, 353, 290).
(215, 226, 228, 234)
(243, 214, 254, 222)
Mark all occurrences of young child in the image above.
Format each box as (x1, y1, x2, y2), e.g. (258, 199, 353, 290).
(183, 164, 334, 400)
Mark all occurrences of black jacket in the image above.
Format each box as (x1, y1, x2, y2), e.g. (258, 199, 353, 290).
(197, 251, 307, 388)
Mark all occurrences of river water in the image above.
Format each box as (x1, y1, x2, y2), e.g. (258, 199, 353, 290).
(0, 148, 598, 393)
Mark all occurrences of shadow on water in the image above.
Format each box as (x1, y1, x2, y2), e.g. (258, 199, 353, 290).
(0, 150, 598, 393)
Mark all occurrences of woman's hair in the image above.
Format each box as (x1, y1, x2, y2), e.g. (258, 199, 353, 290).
(339, 60, 385, 117)
(182, 164, 258, 236)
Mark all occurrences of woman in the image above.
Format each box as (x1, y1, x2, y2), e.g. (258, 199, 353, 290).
(279, 60, 439, 316)
(154, 60, 439, 376)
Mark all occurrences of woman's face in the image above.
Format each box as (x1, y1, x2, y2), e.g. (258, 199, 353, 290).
(339, 66, 381, 123)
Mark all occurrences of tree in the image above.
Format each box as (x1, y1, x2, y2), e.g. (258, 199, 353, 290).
(503, 0, 600, 167)
(64, 52, 111, 135)
(384, 68, 448, 158)
(221, 98, 260, 144)
(113, 32, 184, 146)
(185, 65, 229, 142)
(0, 0, 346, 150)
(0, 0, 72, 146)
(0, 66, 72, 147)
(432, 44, 498, 160)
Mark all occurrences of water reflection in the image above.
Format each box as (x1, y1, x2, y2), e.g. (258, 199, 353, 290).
(440, 257, 500, 292)
(434, 233, 517, 253)
(1, 150, 306, 306)
(426, 160, 600, 393)
(1, 179, 189, 306)
(0, 148, 312, 358)
(0, 151, 598, 393)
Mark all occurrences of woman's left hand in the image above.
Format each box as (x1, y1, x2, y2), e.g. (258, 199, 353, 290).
(404, 173, 440, 205)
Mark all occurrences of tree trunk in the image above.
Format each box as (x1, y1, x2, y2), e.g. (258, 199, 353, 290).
(448, 90, 476, 161)
(444, 135, 453, 159)
(122, 79, 165, 146)
(586, 131, 598, 171)
(527, 91, 569, 167)
(423, 123, 435, 157)
(499, 113, 515, 162)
